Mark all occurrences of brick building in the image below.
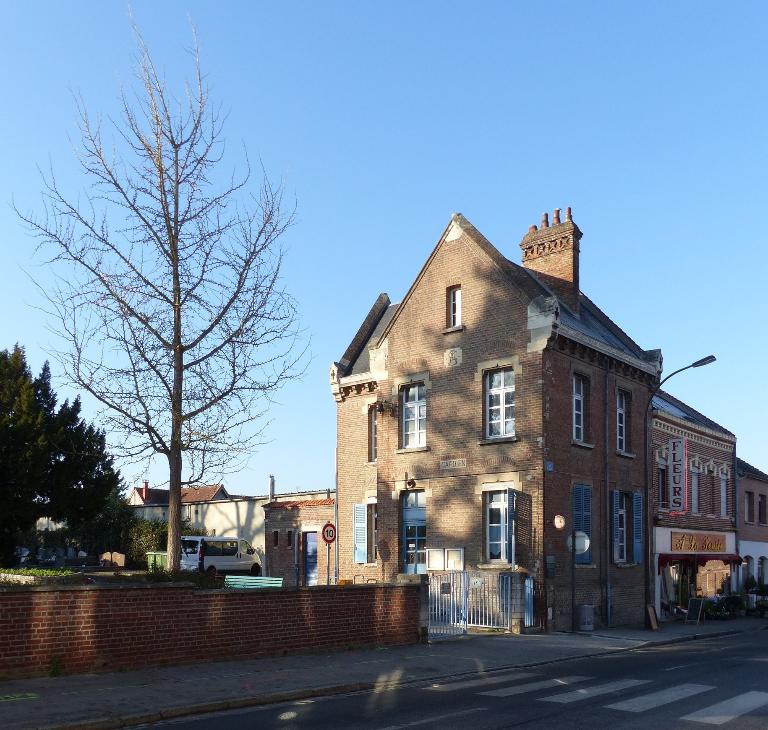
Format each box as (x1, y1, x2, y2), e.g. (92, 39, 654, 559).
(330, 209, 662, 628)
(736, 457, 768, 588)
(651, 391, 738, 619)
(263, 498, 336, 587)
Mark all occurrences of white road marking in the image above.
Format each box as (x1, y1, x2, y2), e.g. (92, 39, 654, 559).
(605, 683, 714, 712)
(540, 678, 651, 703)
(664, 664, 694, 671)
(375, 707, 487, 729)
(427, 671, 538, 691)
(480, 676, 591, 698)
(681, 691, 768, 725)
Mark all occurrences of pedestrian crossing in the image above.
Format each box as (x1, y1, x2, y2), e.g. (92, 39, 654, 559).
(426, 670, 768, 725)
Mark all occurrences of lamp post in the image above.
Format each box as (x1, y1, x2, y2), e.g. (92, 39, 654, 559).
(643, 355, 716, 627)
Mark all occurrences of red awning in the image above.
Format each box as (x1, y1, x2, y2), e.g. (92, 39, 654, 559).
(657, 553, 742, 572)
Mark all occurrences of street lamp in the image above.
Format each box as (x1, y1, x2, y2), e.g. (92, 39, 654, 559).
(643, 354, 716, 627)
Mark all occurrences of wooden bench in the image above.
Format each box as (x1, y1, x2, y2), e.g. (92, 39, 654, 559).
(224, 575, 283, 589)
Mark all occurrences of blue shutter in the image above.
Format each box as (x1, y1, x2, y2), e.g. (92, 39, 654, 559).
(612, 489, 620, 563)
(507, 489, 516, 566)
(573, 485, 591, 565)
(353, 504, 367, 564)
(633, 491, 643, 564)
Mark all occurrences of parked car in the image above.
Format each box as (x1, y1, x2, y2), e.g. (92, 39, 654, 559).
(179, 536, 261, 576)
(14, 547, 30, 564)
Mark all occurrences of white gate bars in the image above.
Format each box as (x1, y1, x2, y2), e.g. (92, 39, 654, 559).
(465, 571, 513, 629)
(427, 571, 467, 639)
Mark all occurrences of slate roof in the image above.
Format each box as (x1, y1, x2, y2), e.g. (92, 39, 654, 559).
(737, 457, 768, 482)
(338, 213, 657, 376)
(652, 389, 734, 437)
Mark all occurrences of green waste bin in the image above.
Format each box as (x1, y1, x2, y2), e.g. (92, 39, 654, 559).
(146, 551, 168, 571)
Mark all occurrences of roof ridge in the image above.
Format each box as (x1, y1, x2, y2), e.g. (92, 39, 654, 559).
(655, 388, 734, 436)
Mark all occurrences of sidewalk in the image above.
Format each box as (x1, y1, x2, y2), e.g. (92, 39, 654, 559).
(1, 617, 764, 730)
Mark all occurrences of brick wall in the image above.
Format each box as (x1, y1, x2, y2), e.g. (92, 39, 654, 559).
(263, 501, 337, 587)
(0, 583, 421, 680)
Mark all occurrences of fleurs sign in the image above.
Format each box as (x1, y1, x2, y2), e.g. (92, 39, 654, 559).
(671, 532, 727, 552)
(668, 438, 688, 513)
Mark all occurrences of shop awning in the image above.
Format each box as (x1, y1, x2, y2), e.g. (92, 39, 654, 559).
(657, 553, 742, 571)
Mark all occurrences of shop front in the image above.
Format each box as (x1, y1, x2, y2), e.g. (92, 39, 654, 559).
(654, 527, 739, 620)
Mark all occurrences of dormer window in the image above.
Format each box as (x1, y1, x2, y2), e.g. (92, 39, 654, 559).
(447, 286, 462, 328)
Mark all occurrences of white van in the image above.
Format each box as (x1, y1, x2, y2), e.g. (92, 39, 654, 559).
(179, 536, 261, 575)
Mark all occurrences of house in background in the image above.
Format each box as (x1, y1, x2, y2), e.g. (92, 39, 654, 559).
(330, 208, 662, 629)
(127, 479, 332, 570)
(651, 390, 738, 619)
(737, 457, 768, 588)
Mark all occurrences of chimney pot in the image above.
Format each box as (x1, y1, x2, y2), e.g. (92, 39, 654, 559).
(528, 224, 538, 233)
(553, 208, 561, 225)
(541, 212, 549, 228)
(565, 206, 572, 222)
(268, 474, 275, 502)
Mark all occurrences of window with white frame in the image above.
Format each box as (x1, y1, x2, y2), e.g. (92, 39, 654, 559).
(690, 470, 699, 513)
(617, 389, 630, 452)
(353, 500, 378, 564)
(485, 491, 509, 561)
(720, 476, 728, 517)
(367, 502, 377, 562)
(485, 368, 515, 438)
(401, 384, 426, 448)
(368, 406, 377, 462)
(447, 286, 462, 328)
(573, 374, 587, 442)
(616, 493, 628, 562)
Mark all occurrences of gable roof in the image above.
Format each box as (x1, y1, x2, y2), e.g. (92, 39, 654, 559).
(132, 484, 229, 506)
(737, 457, 768, 483)
(652, 389, 734, 437)
(338, 212, 659, 376)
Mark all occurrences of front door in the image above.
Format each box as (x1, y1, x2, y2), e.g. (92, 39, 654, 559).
(303, 532, 318, 586)
(402, 490, 427, 574)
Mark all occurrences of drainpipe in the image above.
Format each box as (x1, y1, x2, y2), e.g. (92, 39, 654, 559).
(733, 442, 739, 592)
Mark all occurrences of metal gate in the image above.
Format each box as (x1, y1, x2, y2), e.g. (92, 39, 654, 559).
(428, 571, 532, 639)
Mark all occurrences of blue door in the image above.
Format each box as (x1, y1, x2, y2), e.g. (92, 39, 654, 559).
(303, 532, 318, 586)
(402, 490, 427, 574)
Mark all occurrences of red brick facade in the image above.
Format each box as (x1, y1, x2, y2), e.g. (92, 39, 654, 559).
(0, 583, 421, 679)
(263, 499, 337, 587)
(331, 211, 660, 628)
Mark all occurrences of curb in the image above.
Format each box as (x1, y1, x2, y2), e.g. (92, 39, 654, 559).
(34, 624, 768, 730)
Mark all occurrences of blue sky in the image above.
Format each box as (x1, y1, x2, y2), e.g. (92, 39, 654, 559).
(2, 2, 766, 495)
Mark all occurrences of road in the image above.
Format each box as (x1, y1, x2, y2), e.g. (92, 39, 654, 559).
(137, 631, 768, 729)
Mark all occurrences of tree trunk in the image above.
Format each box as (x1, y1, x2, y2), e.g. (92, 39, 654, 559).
(167, 447, 182, 571)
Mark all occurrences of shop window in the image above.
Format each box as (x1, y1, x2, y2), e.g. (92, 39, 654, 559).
(745, 491, 755, 523)
(613, 489, 643, 564)
(485, 368, 515, 439)
(401, 383, 426, 448)
(572, 484, 592, 565)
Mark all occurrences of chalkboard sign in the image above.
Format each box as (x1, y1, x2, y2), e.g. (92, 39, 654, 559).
(685, 598, 704, 625)
(646, 604, 659, 631)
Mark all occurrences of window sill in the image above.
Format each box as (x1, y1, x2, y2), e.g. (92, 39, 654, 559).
(396, 446, 430, 454)
(572, 440, 595, 449)
(614, 562, 640, 568)
(477, 562, 514, 570)
(442, 324, 465, 334)
(478, 436, 518, 445)
(617, 450, 636, 459)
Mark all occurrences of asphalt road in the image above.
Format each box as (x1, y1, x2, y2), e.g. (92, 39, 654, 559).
(138, 632, 768, 730)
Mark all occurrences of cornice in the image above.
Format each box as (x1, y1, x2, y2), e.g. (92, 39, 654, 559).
(653, 414, 736, 449)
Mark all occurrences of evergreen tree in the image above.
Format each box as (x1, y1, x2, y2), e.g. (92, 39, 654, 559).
(0, 346, 120, 565)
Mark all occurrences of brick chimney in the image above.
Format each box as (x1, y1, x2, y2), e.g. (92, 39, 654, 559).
(141, 479, 149, 502)
(519, 207, 582, 313)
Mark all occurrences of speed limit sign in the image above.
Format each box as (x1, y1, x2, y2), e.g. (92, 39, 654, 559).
(321, 522, 337, 545)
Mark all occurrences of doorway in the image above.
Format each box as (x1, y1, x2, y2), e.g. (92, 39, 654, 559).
(303, 532, 318, 586)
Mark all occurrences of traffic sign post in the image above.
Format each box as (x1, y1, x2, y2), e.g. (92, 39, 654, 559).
(321, 523, 336, 585)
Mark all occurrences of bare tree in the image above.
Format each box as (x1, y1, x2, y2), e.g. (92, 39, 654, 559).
(17, 32, 303, 570)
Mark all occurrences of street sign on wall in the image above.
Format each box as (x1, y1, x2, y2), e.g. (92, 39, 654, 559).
(668, 438, 688, 513)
